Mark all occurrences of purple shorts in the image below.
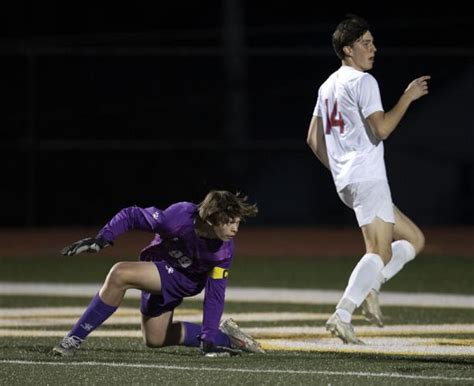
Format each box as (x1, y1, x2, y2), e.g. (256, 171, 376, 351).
(140, 260, 206, 317)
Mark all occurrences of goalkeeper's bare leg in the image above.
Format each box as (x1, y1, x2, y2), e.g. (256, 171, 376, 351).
(53, 261, 164, 356)
(52, 261, 260, 357)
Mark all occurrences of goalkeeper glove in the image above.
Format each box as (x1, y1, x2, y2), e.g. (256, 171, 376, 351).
(61, 237, 113, 256)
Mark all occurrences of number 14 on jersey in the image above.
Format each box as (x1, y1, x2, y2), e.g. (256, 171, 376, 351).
(325, 99, 345, 134)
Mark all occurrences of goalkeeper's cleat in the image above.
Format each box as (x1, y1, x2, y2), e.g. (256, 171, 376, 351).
(51, 335, 83, 357)
(220, 318, 265, 354)
(326, 313, 364, 345)
(361, 289, 384, 327)
(204, 351, 234, 358)
(200, 339, 242, 358)
(202, 347, 242, 358)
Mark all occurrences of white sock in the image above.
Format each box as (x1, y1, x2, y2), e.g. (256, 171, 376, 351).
(373, 240, 416, 291)
(335, 308, 352, 323)
(337, 253, 384, 318)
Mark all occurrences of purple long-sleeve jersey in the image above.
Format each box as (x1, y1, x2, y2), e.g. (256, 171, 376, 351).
(96, 202, 234, 343)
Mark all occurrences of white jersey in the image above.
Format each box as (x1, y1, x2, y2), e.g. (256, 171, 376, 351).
(314, 65, 387, 192)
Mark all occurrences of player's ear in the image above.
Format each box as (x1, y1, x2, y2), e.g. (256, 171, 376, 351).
(343, 46, 352, 57)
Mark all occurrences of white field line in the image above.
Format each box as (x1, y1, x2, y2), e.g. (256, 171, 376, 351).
(0, 307, 189, 317)
(245, 324, 474, 337)
(0, 329, 138, 337)
(0, 305, 473, 358)
(261, 337, 474, 356)
(0, 311, 359, 327)
(1, 329, 473, 356)
(1, 324, 473, 338)
(1, 282, 473, 308)
(0, 359, 472, 382)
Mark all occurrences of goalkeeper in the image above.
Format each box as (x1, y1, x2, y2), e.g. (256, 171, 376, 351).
(52, 190, 264, 357)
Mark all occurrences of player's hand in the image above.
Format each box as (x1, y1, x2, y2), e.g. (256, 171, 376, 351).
(404, 75, 431, 101)
(61, 237, 113, 256)
(200, 340, 242, 357)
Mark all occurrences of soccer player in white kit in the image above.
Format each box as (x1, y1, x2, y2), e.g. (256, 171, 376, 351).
(307, 15, 430, 344)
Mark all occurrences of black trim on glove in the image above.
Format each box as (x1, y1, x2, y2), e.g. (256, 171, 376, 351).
(61, 237, 113, 256)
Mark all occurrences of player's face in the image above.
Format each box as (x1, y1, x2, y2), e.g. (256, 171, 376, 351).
(213, 217, 241, 241)
(347, 31, 377, 71)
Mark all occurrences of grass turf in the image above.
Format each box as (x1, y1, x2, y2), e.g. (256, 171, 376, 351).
(1, 254, 473, 293)
(0, 337, 472, 385)
(0, 254, 473, 384)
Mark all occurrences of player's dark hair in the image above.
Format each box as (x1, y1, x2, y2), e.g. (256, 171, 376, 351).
(332, 14, 370, 60)
(198, 190, 258, 225)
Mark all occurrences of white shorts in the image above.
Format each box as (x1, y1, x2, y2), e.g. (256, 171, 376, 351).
(338, 180, 395, 227)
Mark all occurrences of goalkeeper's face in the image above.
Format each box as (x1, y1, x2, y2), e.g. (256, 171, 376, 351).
(212, 217, 241, 241)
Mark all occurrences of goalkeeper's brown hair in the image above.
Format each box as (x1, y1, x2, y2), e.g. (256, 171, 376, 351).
(198, 190, 258, 225)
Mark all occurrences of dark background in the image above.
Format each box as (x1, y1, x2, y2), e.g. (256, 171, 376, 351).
(1, 2, 472, 228)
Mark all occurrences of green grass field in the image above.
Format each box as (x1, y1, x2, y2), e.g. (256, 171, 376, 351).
(0, 254, 473, 385)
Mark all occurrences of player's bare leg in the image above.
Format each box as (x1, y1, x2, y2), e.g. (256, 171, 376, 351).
(327, 217, 392, 343)
(99, 262, 163, 306)
(361, 207, 425, 326)
(393, 206, 425, 254)
(361, 217, 394, 264)
(372, 207, 424, 291)
(141, 310, 183, 347)
(356, 218, 394, 327)
(53, 262, 162, 356)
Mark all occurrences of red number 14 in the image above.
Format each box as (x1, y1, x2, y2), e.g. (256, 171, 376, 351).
(325, 99, 344, 134)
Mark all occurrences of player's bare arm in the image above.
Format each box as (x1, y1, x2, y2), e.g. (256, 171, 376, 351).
(307, 115, 330, 169)
(367, 75, 430, 140)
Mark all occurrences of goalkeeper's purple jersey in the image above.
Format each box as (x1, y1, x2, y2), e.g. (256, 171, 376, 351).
(96, 202, 234, 343)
